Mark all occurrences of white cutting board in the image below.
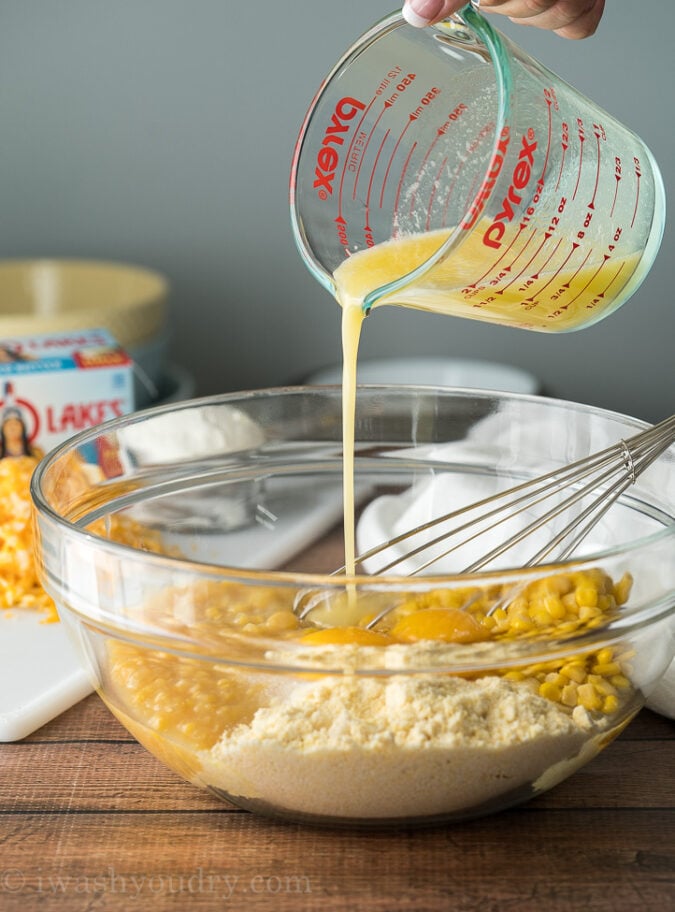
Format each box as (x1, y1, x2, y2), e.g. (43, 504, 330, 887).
(0, 612, 92, 742)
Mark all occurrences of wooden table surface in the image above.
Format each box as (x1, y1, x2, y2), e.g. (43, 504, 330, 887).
(0, 694, 672, 911)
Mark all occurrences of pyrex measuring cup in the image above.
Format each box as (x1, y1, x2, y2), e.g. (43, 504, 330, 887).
(290, 4, 665, 332)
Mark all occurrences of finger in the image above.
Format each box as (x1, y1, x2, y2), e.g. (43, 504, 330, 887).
(482, 0, 605, 38)
(402, 0, 466, 28)
(480, 0, 564, 19)
(549, 0, 605, 39)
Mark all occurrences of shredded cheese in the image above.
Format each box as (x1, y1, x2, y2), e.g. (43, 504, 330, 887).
(0, 456, 58, 622)
(1, 452, 169, 625)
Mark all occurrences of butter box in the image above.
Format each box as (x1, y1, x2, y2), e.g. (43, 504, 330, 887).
(0, 328, 135, 459)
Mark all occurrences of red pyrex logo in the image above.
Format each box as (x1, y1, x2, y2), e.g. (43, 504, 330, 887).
(462, 127, 539, 250)
(313, 96, 366, 199)
(483, 128, 538, 250)
(462, 126, 511, 231)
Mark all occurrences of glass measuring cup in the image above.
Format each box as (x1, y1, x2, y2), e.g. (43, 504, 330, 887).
(290, 4, 665, 332)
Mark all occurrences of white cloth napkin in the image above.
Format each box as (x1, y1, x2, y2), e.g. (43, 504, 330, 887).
(356, 417, 675, 719)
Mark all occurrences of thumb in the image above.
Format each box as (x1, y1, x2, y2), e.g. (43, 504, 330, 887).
(402, 1, 468, 28)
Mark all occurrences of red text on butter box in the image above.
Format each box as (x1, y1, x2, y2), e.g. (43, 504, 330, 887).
(0, 328, 135, 458)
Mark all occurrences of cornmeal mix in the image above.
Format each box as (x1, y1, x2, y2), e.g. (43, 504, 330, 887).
(199, 672, 593, 820)
(104, 566, 636, 821)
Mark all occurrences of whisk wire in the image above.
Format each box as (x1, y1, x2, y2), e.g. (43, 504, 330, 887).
(294, 415, 675, 624)
(357, 415, 675, 577)
(355, 444, 615, 573)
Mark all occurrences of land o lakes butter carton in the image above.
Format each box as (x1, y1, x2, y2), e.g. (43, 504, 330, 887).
(0, 328, 135, 464)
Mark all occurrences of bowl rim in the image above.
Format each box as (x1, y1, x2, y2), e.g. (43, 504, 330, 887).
(31, 384, 675, 584)
(30, 385, 675, 664)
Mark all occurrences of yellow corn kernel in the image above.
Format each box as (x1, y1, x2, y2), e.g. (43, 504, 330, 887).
(613, 573, 633, 605)
(502, 670, 525, 682)
(507, 596, 529, 615)
(560, 662, 587, 683)
(597, 594, 613, 613)
(595, 647, 614, 666)
(594, 678, 617, 697)
(561, 682, 579, 707)
(579, 604, 602, 621)
(526, 662, 553, 677)
(544, 672, 567, 688)
(562, 592, 580, 612)
(543, 595, 566, 620)
(265, 610, 299, 633)
(508, 615, 536, 633)
(539, 681, 562, 702)
(545, 575, 574, 597)
(611, 674, 631, 690)
(556, 620, 581, 635)
(577, 683, 603, 712)
(530, 607, 553, 627)
(575, 586, 599, 608)
(602, 694, 619, 714)
(492, 607, 508, 624)
(592, 661, 622, 677)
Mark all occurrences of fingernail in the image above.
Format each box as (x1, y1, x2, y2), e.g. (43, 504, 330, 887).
(402, 0, 445, 28)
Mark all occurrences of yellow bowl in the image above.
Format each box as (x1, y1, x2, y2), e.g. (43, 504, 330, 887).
(0, 259, 168, 350)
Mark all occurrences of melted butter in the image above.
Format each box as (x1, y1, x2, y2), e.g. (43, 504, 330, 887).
(334, 227, 640, 574)
(334, 227, 640, 330)
(339, 302, 365, 576)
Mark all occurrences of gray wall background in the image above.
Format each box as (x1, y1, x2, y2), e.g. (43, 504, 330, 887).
(1, 1, 672, 421)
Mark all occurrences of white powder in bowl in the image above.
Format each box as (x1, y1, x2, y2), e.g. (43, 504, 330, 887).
(199, 674, 591, 820)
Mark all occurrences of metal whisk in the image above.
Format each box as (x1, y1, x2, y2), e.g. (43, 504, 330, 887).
(295, 414, 675, 623)
(356, 413, 675, 577)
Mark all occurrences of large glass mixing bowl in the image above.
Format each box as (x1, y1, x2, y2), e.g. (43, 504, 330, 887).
(32, 387, 675, 826)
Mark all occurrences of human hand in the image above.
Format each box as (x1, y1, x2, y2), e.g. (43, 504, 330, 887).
(402, 0, 605, 39)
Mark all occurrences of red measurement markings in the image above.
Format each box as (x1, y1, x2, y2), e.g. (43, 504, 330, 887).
(393, 141, 419, 229)
(561, 245, 592, 289)
(527, 239, 578, 300)
(524, 237, 562, 292)
(380, 116, 415, 209)
(555, 121, 569, 192)
(470, 225, 527, 288)
(498, 233, 549, 294)
(590, 260, 627, 305)
(631, 157, 642, 228)
(560, 253, 610, 310)
(425, 155, 449, 231)
(336, 97, 376, 221)
(494, 229, 538, 294)
(352, 102, 390, 201)
(611, 156, 622, 218)
(540, 92, 554, 183)
(588, 127, 603, 211)
(364, 129, 391, 240)
(572, 118, 585, 201)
